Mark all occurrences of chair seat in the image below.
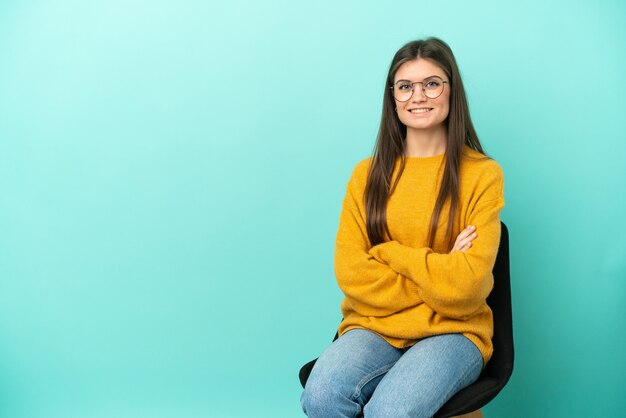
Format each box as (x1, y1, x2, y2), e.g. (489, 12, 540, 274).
(434, 376, 501, 417)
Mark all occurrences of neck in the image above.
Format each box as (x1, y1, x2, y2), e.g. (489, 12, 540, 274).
(404, 125, 447, 157)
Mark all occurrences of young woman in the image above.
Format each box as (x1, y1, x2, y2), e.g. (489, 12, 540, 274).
(300, 37, 505, 417)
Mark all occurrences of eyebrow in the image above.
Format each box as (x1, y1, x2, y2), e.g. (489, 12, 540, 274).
(395, 75, 441, 83)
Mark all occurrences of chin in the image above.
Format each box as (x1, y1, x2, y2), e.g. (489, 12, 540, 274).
(405, 122, 440, 130)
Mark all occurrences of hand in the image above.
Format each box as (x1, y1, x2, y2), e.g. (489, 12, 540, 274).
(449, 225, 477, 253)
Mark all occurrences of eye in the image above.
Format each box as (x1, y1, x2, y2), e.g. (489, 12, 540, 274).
(425, 80, 441, 89)
(397, 83, 411, 91)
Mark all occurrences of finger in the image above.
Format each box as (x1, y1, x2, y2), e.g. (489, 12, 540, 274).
(456, 225, 476, 241)
(452, 227, 477, 253)
(455, 227, 476, 247)
(457, 232, 478, 247)
(451, 238, 464, 252)
(459, 241, 473, 252)
(455, 234, 475, 251)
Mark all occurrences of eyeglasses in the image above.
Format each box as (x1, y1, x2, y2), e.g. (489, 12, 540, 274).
(390, 76, 448, 101)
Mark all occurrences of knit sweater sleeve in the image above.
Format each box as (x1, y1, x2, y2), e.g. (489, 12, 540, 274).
(334, 162, 423, 317)
(367, 163, 505, 320)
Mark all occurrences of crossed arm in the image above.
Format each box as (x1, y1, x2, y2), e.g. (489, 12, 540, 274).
(367, 203, 502, 320)
(333, 172, 424, 317)
(334, 163, 505, 320)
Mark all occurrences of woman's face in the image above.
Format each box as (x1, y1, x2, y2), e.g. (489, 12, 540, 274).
(393, 58, 450, 132)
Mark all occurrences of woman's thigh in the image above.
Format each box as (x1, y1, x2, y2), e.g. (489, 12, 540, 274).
(300, 328, 403, 418)
(364, 333, 483, 418)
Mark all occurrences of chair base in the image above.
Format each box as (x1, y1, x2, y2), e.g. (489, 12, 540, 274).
(452, 410, 483, 418)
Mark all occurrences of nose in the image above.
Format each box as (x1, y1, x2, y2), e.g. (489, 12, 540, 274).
(411, 86, 427, 101)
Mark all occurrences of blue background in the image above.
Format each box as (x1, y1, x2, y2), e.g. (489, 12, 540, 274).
(1, 1, 625, 417)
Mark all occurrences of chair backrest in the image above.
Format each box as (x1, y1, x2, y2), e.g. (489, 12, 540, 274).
(434, 221, 514, 417)
(483, 221, 514, 380)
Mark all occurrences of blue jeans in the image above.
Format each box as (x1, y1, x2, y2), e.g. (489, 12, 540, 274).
(300, 328, 483, 418)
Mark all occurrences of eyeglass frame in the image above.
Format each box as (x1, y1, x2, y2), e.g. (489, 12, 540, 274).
(389, 76, 449, 101)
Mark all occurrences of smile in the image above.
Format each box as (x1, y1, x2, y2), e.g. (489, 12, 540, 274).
(408, 108, 433, 114)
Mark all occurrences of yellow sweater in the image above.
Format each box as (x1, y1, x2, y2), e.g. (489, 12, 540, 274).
(334, 145, 505, 369)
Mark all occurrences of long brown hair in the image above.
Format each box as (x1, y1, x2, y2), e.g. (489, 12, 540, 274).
(365, 37, 487, 249)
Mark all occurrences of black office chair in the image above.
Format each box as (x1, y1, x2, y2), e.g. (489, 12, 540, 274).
(299, 222, 513, 418)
